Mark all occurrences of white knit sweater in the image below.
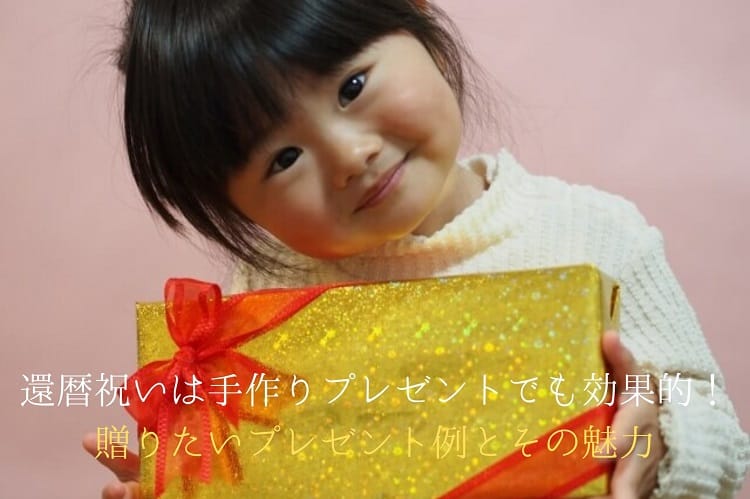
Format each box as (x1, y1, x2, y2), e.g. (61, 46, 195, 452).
(231, 150, 749, 498)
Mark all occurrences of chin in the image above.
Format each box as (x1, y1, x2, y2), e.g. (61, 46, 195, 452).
(404, 200, 446, 237)
(295, 242, 370, 260)
(310, 234, 405, 260)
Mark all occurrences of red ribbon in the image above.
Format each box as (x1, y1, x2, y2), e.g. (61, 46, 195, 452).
(440, 404, 616, 498)
(124, 278, 341, 497)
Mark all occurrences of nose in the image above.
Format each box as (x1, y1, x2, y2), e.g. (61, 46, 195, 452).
(327, 128, 383, 189)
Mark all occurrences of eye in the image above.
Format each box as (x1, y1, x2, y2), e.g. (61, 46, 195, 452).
(268, 147, 302, 176)
(338, 72, 367, 107)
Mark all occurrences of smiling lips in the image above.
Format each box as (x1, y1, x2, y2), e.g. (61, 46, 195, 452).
(355, 157, 407, 212)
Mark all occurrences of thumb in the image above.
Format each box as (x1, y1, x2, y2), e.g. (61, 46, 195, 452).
(82, 432, 141, 483)
(102, 481, 141, 499)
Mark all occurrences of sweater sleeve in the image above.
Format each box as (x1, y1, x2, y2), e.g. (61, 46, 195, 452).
(617, 226, 749, 498)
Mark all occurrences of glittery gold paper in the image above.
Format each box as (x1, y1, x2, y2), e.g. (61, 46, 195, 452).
(135, 264, 619, 498)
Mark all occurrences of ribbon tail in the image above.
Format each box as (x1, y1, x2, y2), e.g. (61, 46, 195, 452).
(440, 405, 616, 498)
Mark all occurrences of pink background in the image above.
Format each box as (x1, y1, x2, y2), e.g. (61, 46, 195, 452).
(1, 1, 747, 497)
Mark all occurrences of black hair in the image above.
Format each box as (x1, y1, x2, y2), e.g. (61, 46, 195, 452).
(117, 0, 485, 276)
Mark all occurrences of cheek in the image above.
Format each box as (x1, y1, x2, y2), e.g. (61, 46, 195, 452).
(377, 75, 461, 144)
(263, 184, 339, 239)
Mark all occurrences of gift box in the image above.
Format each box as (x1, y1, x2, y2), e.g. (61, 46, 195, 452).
(125, 264, 619, 498)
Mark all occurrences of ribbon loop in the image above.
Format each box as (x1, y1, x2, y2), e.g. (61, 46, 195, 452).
(124, 278, 343, 497)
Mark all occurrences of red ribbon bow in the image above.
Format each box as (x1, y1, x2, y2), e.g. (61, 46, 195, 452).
(124, 278, 337, 497)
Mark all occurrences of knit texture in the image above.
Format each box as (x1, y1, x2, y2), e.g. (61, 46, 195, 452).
(231, 149, 749, 497)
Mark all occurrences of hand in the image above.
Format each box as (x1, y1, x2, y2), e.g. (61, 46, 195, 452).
(589, 331, 666, 499)
(82, 432, 142, 499)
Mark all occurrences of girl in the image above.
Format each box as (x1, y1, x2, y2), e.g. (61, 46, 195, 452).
(85, 0, 748, 497)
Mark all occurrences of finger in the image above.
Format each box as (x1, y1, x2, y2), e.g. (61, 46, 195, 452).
(609, 454, 643, 499)
(82, 432, 141, 483)
(604, 403, 662, 499)
(607, 438, 641, 499)
(102, 481, 126, 499)
(102, 480, 141, 499)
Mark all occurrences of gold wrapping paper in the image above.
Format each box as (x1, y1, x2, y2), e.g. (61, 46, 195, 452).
(135, 264, 619, 498)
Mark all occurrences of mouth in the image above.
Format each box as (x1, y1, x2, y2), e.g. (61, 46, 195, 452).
(355, 155, 408, 212)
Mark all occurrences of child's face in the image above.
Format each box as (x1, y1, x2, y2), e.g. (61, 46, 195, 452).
(228, 32, 462, 259)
